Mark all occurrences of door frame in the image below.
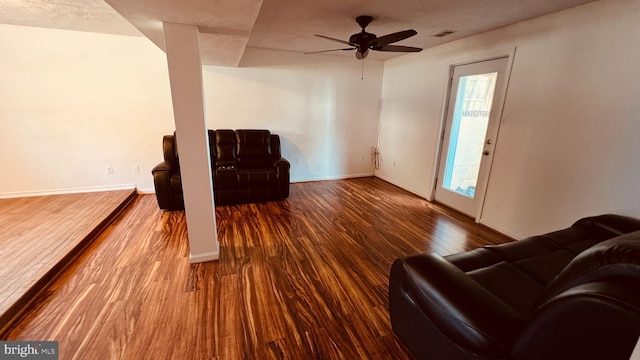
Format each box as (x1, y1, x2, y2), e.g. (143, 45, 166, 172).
(430, 47, 517, 222)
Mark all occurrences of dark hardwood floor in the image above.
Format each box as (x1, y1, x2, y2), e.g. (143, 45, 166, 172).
(1, 177, 512, 359)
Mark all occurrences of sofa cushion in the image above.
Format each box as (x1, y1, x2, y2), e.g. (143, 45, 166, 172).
(510, 249, 576, 285)
(544, 221, 618, 254)
(236, 130, 272, 168)
(448, 218, 632, 289)
(483, 236, 577, 287)
(214, 167, 238, 190)
(445, 247, 503, 272)
(238, 168, 277, 188)
(467, 262, 545, 316)
(443, 217, 640, 318)
(214, 129, 237, 167)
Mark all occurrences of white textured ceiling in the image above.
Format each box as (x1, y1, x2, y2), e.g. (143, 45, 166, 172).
(0, 0, 140, 36)
(0, 0, 598, 67)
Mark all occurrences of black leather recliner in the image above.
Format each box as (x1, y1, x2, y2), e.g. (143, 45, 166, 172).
(152, 129, 290, 210)
(389, 214, 640, 360)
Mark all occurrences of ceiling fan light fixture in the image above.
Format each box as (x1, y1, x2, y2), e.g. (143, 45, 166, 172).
(356, 48, 369, 60)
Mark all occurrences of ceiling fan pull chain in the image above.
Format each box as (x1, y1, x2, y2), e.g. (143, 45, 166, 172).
(361, 58, 365, 80)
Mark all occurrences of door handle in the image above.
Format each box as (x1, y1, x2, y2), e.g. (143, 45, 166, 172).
(483, 151, 490, 156)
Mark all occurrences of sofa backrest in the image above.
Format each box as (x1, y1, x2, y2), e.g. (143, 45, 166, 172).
(211, 129, 237, 167)
(235, 129, 273, 168)
(172, 129, 281, 169)
(538, 230, 640, 305)
(573, 214, 640, 237)
(270, 134, 282, 159)
(162, 133, 179, 170)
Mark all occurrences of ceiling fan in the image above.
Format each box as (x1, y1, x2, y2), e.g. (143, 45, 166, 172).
(306, 15, 423, 60)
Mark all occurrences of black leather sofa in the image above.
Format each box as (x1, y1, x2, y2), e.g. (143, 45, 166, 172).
(152, 129, 290, 210)
(389, 214, 640, 360)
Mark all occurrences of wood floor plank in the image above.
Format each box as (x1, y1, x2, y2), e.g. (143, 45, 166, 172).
(0, 189, 136, 332)
(1, 177, 513, 359)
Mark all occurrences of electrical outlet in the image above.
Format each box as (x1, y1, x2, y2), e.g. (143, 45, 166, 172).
(132, 165, 140, 173)
(294, 157, 301, 165)
(105, 165, 114, 175)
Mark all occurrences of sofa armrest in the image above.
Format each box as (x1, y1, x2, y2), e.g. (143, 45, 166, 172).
(274, 157, 290, 198)
(512, 279, 640, 360)
(152, 161, 173, 174)
(391, 254, 525, 356)
(274, 157, 290, 177)
(152, 161, 178, 210)
(274, 157, 290, 168)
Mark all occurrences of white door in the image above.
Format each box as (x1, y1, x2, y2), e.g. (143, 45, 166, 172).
(434, 57, 509, 218)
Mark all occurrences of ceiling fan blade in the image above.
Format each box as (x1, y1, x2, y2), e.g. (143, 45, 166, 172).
(315, 34, 355, 46)
(370, 29, 417, 47)
(305, 48, 355, 54)
(372, 45, 423, 52)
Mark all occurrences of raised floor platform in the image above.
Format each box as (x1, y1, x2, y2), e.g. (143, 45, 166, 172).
(0, 189, 137, 333)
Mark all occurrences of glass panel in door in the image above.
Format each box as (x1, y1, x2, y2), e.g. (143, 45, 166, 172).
(442, 73, 498, 199)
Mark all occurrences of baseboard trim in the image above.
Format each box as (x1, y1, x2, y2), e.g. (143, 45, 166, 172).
(372, 174, 428, 199)
(189, 251, 219, 263)
(0, 184, 137, 199)
(11, 174, 378, 198)
(290, 172, 374, 183)
(136, 188, 156, 195)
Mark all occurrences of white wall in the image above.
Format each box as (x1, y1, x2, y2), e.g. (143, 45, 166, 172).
(0, 26, 383, 196)
(202, 48, 384, 182)
(377, 0, 640, 238)
(0, 24, 175, 196)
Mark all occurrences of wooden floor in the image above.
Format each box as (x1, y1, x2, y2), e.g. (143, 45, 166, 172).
(0, 189, 136, 332)
(0, 178, 512, 359)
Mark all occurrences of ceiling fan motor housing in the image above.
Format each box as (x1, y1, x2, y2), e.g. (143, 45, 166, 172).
(352, 15, 376, 55)
(349, 32, 377, 50)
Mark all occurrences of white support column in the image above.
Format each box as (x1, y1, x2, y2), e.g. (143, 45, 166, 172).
(163, 22, 218, 263)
